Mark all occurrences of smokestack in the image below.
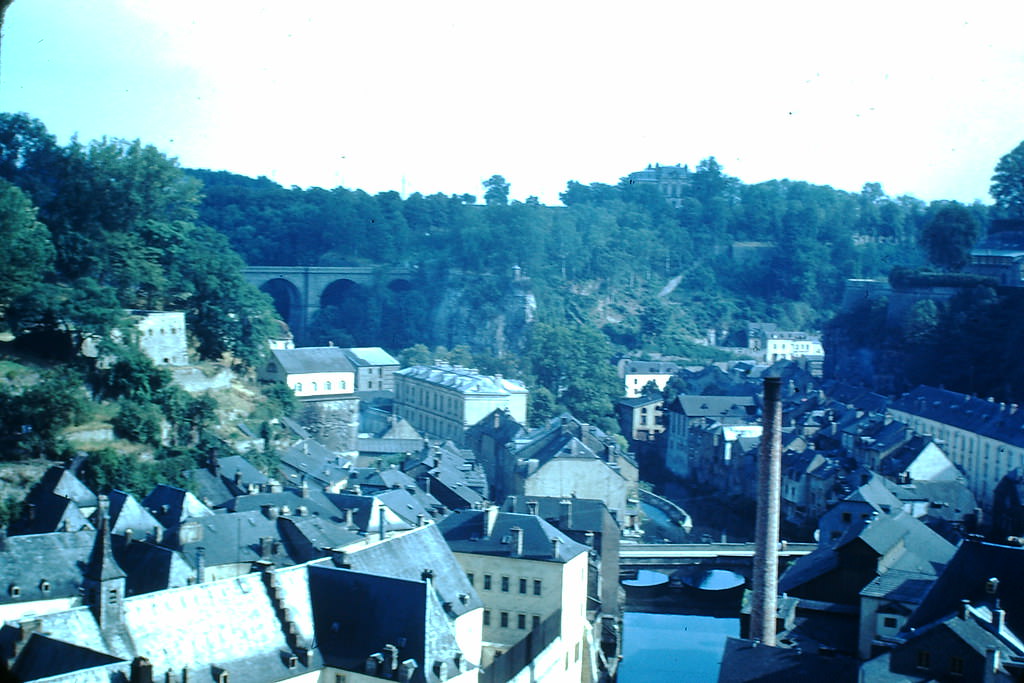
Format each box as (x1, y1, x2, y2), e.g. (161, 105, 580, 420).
(751, 376, 782, 646)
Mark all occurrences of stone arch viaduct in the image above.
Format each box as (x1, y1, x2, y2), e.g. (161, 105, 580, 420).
(241, 266, 415, 342)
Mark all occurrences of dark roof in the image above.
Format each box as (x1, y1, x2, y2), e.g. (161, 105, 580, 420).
(187, 455, 270, 508)
(107, 489, 163, 539)
(341, 523, 483, 617)
(85, 514, 126, 582)
(8, 490, 93, 536)
(278, 438, 353, 489)
(437, 509, 588, 563)
(12, 634, 125, 681)
(501, 495, 613, 534)
(890, 385, 1024, 448)
(717, 637, 859, 682)
(309, 565, 467, 683)
(141, 485, 214, 529)
(908, 540, 1024, 636)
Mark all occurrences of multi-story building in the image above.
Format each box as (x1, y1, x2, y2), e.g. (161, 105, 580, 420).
(503, 415, 640, 527)
(394, 364, 528, 446)
(664, 395, 757, 479)
(438, 506, 592, 680)
(341, 346, 400, 393)
(618, 359, 681, 398)
(888, 385, 1024, 510)
(625, 163, 691, 208)
(615, 395, 665, 443)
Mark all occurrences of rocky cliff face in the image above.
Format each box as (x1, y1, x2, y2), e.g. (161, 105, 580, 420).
(430, 272, 536, 357)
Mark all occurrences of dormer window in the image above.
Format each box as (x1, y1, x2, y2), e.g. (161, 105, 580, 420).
(39, 580, 51, 594)
(8, 584, 20, 598)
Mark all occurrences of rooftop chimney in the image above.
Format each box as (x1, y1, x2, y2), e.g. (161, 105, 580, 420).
(379, 507, 387, 541)
(551, 536, 562, 559)
(750, 376, 782, 647)
(527, 500, 539, 516)
(560, 499, 573, 529)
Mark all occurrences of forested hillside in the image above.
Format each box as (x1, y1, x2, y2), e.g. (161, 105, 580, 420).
(189, 160, 957, 352)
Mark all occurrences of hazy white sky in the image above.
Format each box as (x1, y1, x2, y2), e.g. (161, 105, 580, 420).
(3, 1, 1022, 205)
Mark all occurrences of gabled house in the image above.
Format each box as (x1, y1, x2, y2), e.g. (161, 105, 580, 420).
(614, 395, 665, 443)
(258, 345, 356, 399)
(504, 415, 639, 527)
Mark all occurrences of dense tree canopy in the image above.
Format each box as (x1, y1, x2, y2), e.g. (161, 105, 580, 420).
(0, 114, 276, 367)
(992, 140, 1024, 219)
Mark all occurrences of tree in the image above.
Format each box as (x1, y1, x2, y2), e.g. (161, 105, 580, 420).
(0, 181, 53, 315)
(483, 175, 510, 206)
(918, 204, 982, 271)
(991, 140, 1024, 219)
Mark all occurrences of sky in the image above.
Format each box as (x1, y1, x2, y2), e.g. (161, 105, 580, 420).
(2, 1, 1022, 206)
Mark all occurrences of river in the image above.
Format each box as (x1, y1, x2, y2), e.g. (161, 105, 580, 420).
(618, 611, 739, 682)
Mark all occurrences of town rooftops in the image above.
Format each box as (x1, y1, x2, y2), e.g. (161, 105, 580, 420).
(438, 508, 589, 563)
(396, 364, 528, 396)
(890, 385, 1024, 448)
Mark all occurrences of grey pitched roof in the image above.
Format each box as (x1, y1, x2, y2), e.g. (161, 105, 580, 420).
(270, 346, 355, 374)
(340, 523, 483, 617)
(341, 347, 400, 367)
(502, 495, 613, 534)
(9, 491, 94, 536)
(141, 485, 214, 529)
(891, 385, 1024, 448)
(11, 634, 125, 681)
(107, 489, 163, 539)
(859, 568, 936, 604)
(278, 438, 353, 489)
(438, 509, 589, 564)
(0, 530, 96, 606)
(187, 455, 270, 508)
(25, 465, 98, 510)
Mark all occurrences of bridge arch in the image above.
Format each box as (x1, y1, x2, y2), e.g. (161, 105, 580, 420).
(241, 266, 416, 344)
(259, 278, 303, 334)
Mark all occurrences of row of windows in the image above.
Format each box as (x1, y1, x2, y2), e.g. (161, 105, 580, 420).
(483, 610, 541, 630)
(292, 380, 347, 393)
(467, 572, 542, 596)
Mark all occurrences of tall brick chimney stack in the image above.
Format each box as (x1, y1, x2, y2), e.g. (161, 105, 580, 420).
(750, 376, 782, 646)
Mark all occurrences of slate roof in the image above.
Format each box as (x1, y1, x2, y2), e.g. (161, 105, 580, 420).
(141, 485, 214, 529)
(890, 385, 1024, 449)
(278, 438, 353, 490)
(438, 509, 589, 564)
(0, 530, 96, 607)
(395, 364, 528, 397)
(907, 540, 1024, 636)
(24, 465, 98, 511)
(270, 346, 355, 374)
(309, 566, 467, 683)
(502, 495, 613, 535)
(341, 347, 400, 367)
(860, 569, 936, 604)
(673, 395, 756, 419)
(620, 359, 682, 376)
(187, 455, 270, 508)
(106, 489, 162, 540)
(8, 491, 93, 536)
(717, 637, 859, 683)
(11, 634, 125, 681)
(510, 413, 635, 472)
(339, 523, 483, 617)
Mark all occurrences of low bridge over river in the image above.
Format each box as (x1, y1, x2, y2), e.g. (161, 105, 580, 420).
(620, 542, 817, 578)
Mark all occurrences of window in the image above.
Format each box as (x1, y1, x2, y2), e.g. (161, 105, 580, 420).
(518, 614, 526, 629)
(39, 580, 50, 594)
(483, 610, 491, 626)
(533, 579, 542, 596)
(311, 381, 318, 392)
(883, 617, 898, 629)
(841, 512, 851, 523)
(500, 612, 509, 628)
(519, 578, 527, 594)
(532, 615, 540, 629)
(293, 383, 302, 392)
(483, 575, 492, 590)
(466, 572, 474, 586)
(917, 650, 930, 669)
(325, 381, 332, 391)
(950, 656, 964, 676)
(501, 576, 509, 592)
